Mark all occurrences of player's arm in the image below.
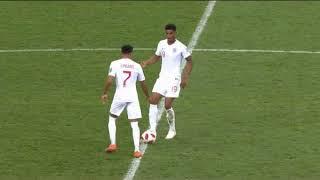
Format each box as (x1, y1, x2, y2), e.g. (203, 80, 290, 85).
(101, 75, 114, 104)
(181, 56, 193, 89)
(137, 65, 149, 99)
(141, 55, 161, 68)
(141, 41, 162, 68)
(140, 81, 149, 99)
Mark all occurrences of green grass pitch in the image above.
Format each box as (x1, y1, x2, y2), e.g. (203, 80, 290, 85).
(1, 1, 320, 180)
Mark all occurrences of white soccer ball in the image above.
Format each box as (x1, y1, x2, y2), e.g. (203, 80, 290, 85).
(141, 130, 156, 143)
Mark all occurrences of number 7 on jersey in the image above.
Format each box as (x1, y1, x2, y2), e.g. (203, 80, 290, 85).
(123, 71, 131, 87)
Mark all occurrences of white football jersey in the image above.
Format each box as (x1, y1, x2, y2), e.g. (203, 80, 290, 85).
(108, 58, 145, 102)
(155, 39, 191, 78)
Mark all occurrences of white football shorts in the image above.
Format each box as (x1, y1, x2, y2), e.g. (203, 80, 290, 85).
(152, 77, 181, 98)
(109, 100, 142, 120)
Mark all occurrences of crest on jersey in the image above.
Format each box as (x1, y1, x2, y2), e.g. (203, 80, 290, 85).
(173, 48, 177, 53)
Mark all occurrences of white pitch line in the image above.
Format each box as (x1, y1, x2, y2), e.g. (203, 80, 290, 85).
(192, 48, 320, 54)
(0, 48, 153, 53)
(187, 1, 216, 51)
(122, 142, 148, 180)
(1, 48, 320, 54)
(123, 1, 217, 180)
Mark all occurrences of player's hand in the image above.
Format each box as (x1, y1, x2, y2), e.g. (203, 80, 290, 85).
(101, 94, 108, 104)
(140, 61, 148, 68)
(180, 78, 188, 89)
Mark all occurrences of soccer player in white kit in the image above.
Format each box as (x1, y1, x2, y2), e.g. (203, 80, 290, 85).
(101, 45, 149, 158)
(141, 24, 193, 140)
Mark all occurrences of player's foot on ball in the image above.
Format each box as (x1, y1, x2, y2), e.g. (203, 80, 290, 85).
(105, 144, 117, 153)
(165, 130, 176, 139)
(133, 151, 143, 158)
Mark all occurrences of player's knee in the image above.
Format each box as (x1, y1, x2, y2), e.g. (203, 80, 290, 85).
(164, 103, 172, 110)
(148, 97, 154, 104)
(148, 97, 157, 105)
(110, 113, 118, 119)
(129, 119, 139, 123)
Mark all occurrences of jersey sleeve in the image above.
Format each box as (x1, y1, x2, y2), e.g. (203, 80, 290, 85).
(155, 41, 162, 56)
(182, 45, 191, 59)
(108, 62, 116, 77)
(137, 65, 146, 81)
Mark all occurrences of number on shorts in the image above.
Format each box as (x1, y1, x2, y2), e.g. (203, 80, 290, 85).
(123, 71, 131, 87)
(172, 86, 178, 92)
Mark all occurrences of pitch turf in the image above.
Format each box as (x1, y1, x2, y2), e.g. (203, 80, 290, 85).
(1, 1, 320, 180)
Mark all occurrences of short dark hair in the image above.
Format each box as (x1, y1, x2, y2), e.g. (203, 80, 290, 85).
(121, 44, 133, 54)
(165, 24, 176, 31)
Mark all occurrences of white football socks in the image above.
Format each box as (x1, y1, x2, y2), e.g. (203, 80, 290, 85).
(166, 108, 176, 131)
(149, 104, 158, 132)
(108, 116, 117, 144)
(130, 121, 140, 152)
(156, 98, 165, 123)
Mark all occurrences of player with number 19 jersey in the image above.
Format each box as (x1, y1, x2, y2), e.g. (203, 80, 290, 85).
(141, 24, 193, 140)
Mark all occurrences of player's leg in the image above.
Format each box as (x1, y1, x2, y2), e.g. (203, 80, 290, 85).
(148, 92, 163, 133)
(127, 101, 143, 158)
(129, 119, 142, 158)
(106, 101, 126, 153)
(148, 78, 166, 133)
(164, 97, 177, 139)
(108, 115, 117, 144)
(156, 97, 165, 123)
(164, 78, 180, 139)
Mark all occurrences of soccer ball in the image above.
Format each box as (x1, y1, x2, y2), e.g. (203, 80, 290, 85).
(141, 130, 156, 143)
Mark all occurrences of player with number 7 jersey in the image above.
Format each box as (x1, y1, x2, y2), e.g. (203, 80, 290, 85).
(109, 61, 144, 103)
(101, 45, 149, 158)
